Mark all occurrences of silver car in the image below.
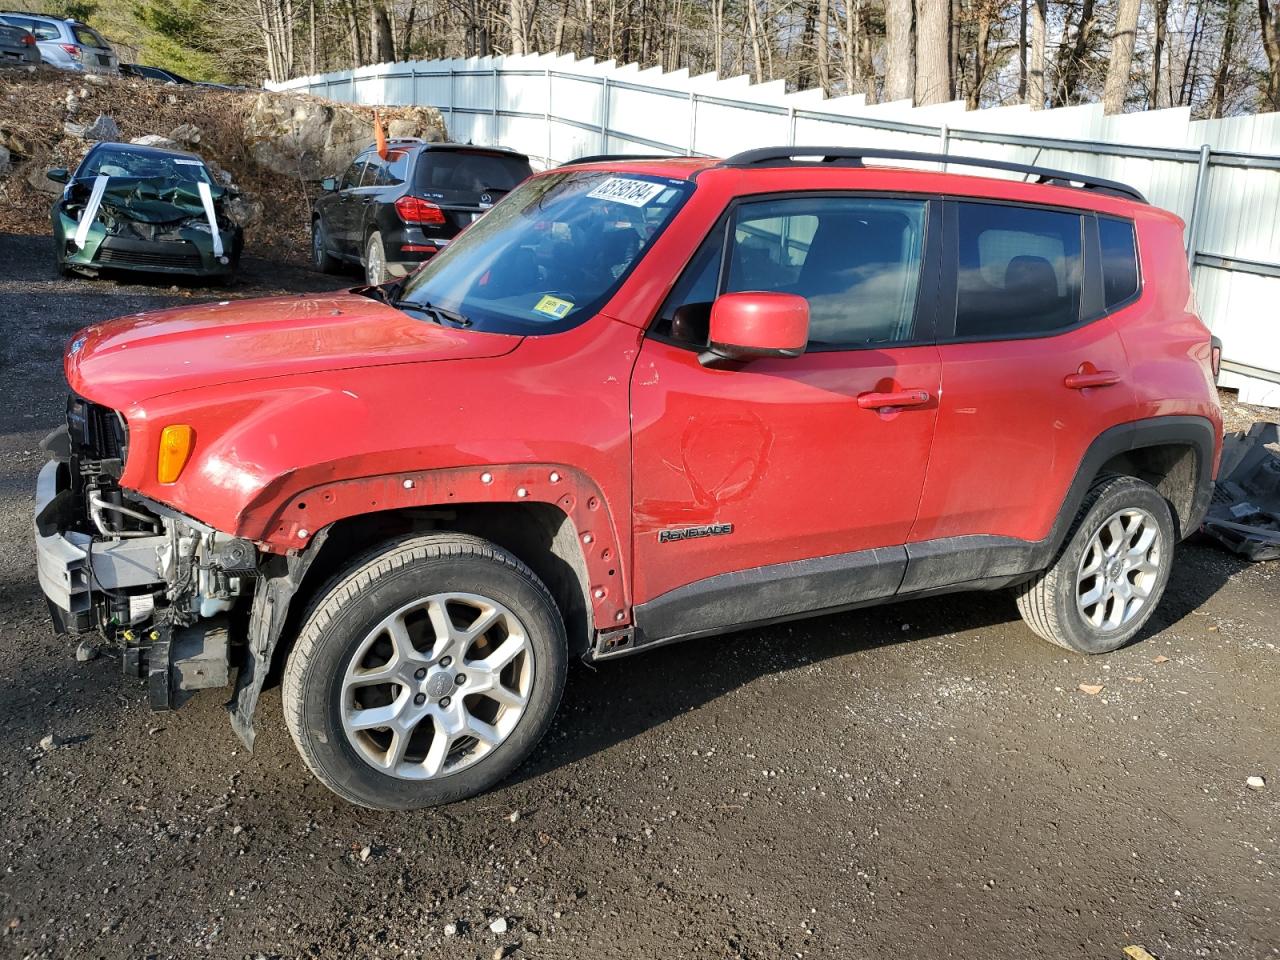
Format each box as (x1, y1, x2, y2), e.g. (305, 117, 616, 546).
(0, 12, 118, 74)
(0, 19, 38, 70)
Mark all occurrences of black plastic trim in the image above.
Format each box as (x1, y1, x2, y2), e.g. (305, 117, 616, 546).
(623, 415, 1217, 654)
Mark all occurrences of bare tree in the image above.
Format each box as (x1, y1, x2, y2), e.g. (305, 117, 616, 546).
(1028, 0, 1045, 106)
(884, 0, 914, 100)
(1263, 0, 1280, 109)
(915, 0, 951, 102)
(1103, 0, 1141, 112)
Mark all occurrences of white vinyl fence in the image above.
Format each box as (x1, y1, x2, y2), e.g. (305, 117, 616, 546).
(269, 54, 1280, 401)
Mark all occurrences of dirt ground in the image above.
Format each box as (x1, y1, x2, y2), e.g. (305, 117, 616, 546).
(0, 231, 1276, 960)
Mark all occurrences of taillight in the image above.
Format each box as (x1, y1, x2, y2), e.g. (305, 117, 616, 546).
(394, 195, 446, 225)
(60, 42, 81, 59)
(1210, 336, 1222, 379)
(21, 33, 35, 46)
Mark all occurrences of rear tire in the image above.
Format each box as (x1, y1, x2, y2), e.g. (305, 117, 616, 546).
(283, 533, 568, 810)
(311, 217, 341, 274)
(363, 230, 389, 285)
(1016, 475, 1175, 654)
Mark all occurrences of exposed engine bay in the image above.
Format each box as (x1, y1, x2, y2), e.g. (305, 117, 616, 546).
(34, 396, 258, 709)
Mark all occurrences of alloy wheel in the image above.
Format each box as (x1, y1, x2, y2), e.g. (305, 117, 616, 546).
(340, 592, 534, 780)
(1075, 507, 1163, 632)
(365, 235, 386, 285)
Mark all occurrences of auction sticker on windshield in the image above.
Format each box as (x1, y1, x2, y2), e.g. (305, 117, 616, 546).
(586, 177, 666, 207)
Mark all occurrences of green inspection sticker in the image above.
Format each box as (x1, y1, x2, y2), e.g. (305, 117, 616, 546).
(533, 294, 574, 319)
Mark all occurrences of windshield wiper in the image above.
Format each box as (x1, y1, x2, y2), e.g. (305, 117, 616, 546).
(392, 299, 473, 328)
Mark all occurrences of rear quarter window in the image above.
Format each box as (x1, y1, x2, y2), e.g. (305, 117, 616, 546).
(1099, 216, 1140, 308)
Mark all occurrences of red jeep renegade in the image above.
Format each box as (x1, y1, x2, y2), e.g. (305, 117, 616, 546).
(35, 147, 1223, 809)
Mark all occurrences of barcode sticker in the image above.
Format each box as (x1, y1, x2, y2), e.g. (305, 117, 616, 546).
(585, 177, 665, 207)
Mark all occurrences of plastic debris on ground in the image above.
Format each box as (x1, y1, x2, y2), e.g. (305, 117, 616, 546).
(1203, 422, 1280, 561)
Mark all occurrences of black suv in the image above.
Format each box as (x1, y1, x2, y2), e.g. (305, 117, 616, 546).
(311, 140, 533, 284)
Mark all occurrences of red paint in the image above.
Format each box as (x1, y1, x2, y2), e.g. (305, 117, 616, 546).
(709, 291, 809, 356)
(64, 158, 1221, 634)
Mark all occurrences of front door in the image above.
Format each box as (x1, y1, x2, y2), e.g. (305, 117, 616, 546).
(630, 193, 944, 635)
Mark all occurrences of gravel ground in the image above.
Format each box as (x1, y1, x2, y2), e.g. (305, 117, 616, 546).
(0, 231, 1277, 960)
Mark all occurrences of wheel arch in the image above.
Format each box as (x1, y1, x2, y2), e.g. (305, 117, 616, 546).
(1050, 415, 1217, 553)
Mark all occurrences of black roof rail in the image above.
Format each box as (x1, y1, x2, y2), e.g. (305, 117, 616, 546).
(560, 153, 679, 166)
(718, 146, 1148, 204)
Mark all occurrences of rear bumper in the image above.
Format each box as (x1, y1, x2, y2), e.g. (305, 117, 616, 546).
(0, 48, 39, 68)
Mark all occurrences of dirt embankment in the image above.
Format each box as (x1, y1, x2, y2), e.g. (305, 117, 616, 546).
(0, 69, 446, 263)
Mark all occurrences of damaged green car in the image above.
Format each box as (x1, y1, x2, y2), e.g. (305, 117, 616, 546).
(49, 143, 243, 280)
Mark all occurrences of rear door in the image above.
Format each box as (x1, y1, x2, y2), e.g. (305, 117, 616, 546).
(907, 199, 1137, 577)
(630, 192, 943, 624)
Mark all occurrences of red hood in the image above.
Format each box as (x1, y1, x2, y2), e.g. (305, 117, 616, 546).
(65, 291, 522, 406)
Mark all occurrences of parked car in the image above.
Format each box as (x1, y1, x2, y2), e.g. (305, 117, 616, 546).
(35, 147, 1222, 810)
(49, 141, 242, 280)
(311, 140, 533, 284)
(121, 62, 190, 83)
(0, 12, 117, 73)
(0, 19, 37, 69)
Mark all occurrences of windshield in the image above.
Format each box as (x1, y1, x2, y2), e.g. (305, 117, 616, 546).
(79, 149, 212, 183)
(396, 169, 693, 334)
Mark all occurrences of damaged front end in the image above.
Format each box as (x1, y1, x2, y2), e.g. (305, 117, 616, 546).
(34, 396, 257, 709)
(56, 176, 242, 277)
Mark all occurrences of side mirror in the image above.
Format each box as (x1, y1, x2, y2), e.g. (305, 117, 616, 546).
(320, 177, 337, 192)
(47, 168, 70, 184)
(701, 291, 809, 366)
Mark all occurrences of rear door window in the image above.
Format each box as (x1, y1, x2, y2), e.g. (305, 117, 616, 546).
(1098, 216, 1140, 308)
(951, 201, 1083, 339)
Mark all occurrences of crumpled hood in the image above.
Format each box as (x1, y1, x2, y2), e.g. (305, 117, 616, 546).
(66, 291, 523, 407)
(70, 175, 219, 223)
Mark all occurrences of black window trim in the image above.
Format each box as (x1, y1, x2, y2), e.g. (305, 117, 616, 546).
(646, 188, 945, 355)
(934, 196, 1099, 345)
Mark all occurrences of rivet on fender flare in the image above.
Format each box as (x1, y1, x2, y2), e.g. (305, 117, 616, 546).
(549, 471, 561, 483)
(298, 529, 309, 538)
(480, 472, 493, 484)
(517, 487, 529, 498)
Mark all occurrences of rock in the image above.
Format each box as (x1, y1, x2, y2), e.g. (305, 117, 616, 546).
(130, 134, 178, 149)
(359, 845, 372, 862)
(168, 123, 201, 146)
(443, 922, 458, 937)
(1246, 775, 1266, 790)
(0, 145, 9, 178)
(74, 639, 98, 662)
(0, 128, 32, 158)
(488, 917, 508, 935)
(222, 195, 262, 228)
(65, 91, 80, 115)
(243, 91, 447, 180)
(492, 947, 510, 960)
(67, 114, 120, 142)
(39, 733, 64, 751)
(507, 810, 520, 823)
(83, 74, 108, 87)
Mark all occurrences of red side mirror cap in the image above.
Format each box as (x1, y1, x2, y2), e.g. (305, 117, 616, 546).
(704, 291, 809, 365)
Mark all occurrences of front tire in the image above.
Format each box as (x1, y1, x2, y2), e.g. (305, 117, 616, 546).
(283, 533, 568, 810)
(311, 217, 341, 274)
(1016, 475, 1175, 654)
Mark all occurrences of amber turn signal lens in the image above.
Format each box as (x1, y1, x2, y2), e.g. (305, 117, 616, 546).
(157, 425, 194, 484)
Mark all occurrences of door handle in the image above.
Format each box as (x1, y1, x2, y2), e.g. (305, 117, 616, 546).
(1063, 370, 1121, 390)
(857, 389, 932, 410)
